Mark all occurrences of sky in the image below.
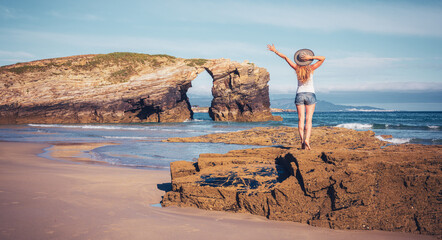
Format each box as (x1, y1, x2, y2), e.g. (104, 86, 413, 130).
(1, 0, 441, 110)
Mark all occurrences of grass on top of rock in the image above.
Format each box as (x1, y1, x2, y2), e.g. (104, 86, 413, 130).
(2, 64, 49, 74)
(91, 52, 176, 65)
(185, 58, 208, 67)
(108, 66, 137, 84)
(80, 52, 177, 70)
(1, 52, 178, 74)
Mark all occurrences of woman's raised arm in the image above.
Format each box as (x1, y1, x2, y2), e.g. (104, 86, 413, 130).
(267, 44, 298, 70)
(304, 55, 325, 70)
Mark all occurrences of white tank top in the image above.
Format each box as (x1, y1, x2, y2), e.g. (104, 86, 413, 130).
(297, 74, 315, 93)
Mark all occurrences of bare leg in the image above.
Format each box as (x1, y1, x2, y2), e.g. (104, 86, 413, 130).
(296, 104, 306, 149)
(304, 103, 316, 150)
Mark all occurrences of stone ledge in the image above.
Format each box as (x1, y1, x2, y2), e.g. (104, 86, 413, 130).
(162, 127, 442, 236)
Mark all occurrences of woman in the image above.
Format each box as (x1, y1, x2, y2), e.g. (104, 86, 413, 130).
(267, 44, 325, 150)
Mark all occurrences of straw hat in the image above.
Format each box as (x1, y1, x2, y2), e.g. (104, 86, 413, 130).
(294, 49, 314, 66)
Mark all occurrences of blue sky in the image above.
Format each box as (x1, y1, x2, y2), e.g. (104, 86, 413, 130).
(1, 0, 441, 110)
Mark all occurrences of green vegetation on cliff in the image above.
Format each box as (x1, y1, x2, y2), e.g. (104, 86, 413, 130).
(1, 52, 177, 75)
(108, 66, 136, 84)
(185, 58, 208, 67)
(86, 52, 177, 69)
(2, 64, 48, 74)
(0, 53, 212, 84)
(1, 52, 180, 83)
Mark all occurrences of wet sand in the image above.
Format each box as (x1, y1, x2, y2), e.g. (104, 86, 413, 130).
(0, 142, 436, 239)
(46, 142, 120, 164)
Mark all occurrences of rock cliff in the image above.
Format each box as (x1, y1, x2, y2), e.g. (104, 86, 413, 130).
(162, 127, 442, 236)
(0, 52, 281, 124)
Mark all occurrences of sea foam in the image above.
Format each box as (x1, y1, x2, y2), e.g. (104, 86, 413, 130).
(375, 135, 411, 144)
(345, 108, 396, 112)
(28, 124, 142, 131)
(336, 123, 373, 130)
(103, 136, 162, 140)
(28, 123, 230, 134)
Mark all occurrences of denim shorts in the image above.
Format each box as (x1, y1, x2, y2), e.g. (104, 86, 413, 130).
(295, 92, 317, 106)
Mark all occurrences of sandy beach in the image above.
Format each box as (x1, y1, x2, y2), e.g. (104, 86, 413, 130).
(0, 141, 436, 240)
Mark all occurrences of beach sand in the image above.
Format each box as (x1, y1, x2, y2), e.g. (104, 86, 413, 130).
(0, 142, 436, 240)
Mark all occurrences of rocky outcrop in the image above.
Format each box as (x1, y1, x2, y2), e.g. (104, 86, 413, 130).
(162, 127, 442, 236)
(165, 126, 386, 150)
(0, 53, 280, 124)
(207, 60, 280, 122)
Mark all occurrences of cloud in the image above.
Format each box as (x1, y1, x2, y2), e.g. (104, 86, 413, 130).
(269, 84, 297, 94)
(0, 50, 35, 64)
(267, 53, 442, 93)
(270, 81, 442, 94)
(178, 0, 442, 37)
(319, 81, 442, 92)
(82, 14, 101, 21)
(47, 10, 103, 21)
(326, 57, 402, 69)
(0, 28, 266, 62)
(0, 5, 15, 19)
(187, 70, 213, 96)
(0, 5, 34, 20)
(311, 53, 442, 82)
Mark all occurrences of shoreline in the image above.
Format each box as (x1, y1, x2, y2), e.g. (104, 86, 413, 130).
(0, 141, 438, 239)
(44, 142, 120, 165)
(43, 141, 170, 170)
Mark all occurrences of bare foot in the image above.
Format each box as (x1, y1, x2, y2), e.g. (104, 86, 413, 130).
(304, 141, 311, 150)
(301, 143, 305, 149)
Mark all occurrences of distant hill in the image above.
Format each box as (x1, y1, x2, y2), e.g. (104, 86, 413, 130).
(188, 94, 384, 112)
(270, 98, 384, 112)
(188, 95, 212, 107)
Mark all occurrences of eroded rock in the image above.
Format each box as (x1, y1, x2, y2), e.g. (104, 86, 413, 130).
(0, 53, 279, 123)
(162, 127, 442, 236)
(207, 60, 281, 122)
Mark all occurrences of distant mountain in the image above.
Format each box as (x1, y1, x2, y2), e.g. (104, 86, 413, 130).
(188, 95, 212, 107)
(270, 98, 384, 112)
(188, 94, 385, 112)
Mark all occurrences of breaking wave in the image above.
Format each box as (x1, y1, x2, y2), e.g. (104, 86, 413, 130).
(375, 135, 411, 144)
(27, 124, 229, 133)
(336, 123, 441, 131)
(103, 136, 163, 140)
(345, 108, 396, 112)
(28, 124, 143, 131)
(336, 123, 373, 130)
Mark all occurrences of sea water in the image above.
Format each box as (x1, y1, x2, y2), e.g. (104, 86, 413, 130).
(0, 111, 440, 168)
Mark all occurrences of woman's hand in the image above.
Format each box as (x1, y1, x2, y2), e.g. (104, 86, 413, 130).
(267, 44, 276, 52)
(268, 44, 298, 70)
(300, 54, 313, 61)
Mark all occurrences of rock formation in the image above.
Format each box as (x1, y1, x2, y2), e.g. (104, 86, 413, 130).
(162, 127, 442, 236)
(207, 60, 279, 122)
(0, 52, 281, 124)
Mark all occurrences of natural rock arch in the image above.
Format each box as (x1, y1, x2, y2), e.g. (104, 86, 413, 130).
(0, 53, 282, 124)
(186, 69, 212, 110)
(190, 59, 281, 122)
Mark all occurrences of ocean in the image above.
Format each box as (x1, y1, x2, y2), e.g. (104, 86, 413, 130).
(0, 111, 440, 169)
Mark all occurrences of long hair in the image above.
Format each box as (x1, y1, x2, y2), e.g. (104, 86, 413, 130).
(295, 65, 312, 84)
